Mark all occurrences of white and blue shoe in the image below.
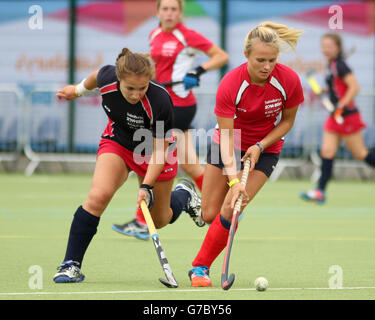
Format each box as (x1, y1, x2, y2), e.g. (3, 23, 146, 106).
(175, 178, 205, 227)
(112, 219, 150, 240)
(53, 260, 85, 283)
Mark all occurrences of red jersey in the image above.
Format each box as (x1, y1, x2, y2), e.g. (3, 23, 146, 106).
(214, 62, 304, 153)
(326, 55, 356, 110)
(149, 23, 213, 107)
(324, 55, 366, 135)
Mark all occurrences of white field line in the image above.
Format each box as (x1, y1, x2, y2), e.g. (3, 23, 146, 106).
(1, 235, 375, 241)
(1, 286, 375, 296)
(3, 234, 375, 246)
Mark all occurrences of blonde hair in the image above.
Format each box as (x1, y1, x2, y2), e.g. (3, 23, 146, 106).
(116, 48, 155, 80)
(244, 21, 304, 54)
(156, 0, 185, 11)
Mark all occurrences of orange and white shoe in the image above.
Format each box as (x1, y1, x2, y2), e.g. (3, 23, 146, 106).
(188, 266, 212, 287)
(300, 189, 326, 204)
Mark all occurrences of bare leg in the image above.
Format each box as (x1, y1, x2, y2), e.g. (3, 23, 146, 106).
(149, 179, 174, 228)
(220, 169, 268, 221)
(83, 153, 129, 217)
(176, 130, 205, 179)
(200, 164, 229, 223)
(341, 131, 368, 160)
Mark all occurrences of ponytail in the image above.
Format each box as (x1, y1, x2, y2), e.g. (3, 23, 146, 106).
(116, 48, 132, 63)
(115, 47, 155, 80)
(244, 21, 304, 54)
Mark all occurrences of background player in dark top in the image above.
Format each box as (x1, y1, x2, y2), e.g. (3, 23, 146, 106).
(52, 48, 202, 283)
(112, 0, 229, 240)
(300, 33, 375, 204)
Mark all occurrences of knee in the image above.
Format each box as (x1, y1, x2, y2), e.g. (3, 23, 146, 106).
(320, 148, 335, 159)
(84, 188, 113, 215)
(152, 215, 169, 229)
(151, 205, 171, 229)
(201, 203, 217, 224)
(352, 150, 368, 161)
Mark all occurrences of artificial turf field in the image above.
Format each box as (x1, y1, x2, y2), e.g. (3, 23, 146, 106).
(0, 173, 374, 301)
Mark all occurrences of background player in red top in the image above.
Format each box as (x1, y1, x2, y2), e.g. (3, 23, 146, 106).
(187, 21, 305, 287)
(52, 48, 202, 283)
(300, 33, 375, 204)
(112, 0, 229, 240)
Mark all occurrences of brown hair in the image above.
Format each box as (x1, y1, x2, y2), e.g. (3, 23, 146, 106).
(244, 21, 304, 54)
(322, 33, 343, 56)
(156, 0, 185, 11)
(115, 48, 155, 80)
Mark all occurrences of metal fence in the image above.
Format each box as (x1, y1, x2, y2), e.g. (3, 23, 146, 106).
(23, 87, 104, 175)
(0, 85, 24, 170)
(307, 92, 375, 182)
(1, 84, 374, 179)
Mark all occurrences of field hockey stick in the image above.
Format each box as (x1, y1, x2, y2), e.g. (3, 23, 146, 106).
(306, 70, 343, 124)
(160, 80, 184, 87)
(140, 200, 178, 288)
(221, 157, 251, 291)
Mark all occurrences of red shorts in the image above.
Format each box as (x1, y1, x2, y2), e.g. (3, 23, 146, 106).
(324, 112, 366, 135)
(97, 138, 178, 181)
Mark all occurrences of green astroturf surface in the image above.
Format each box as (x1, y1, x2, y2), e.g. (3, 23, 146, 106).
(0, 173, 374, 300)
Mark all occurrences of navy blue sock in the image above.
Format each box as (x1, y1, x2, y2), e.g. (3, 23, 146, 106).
(364, 151, 375, 168)
(220, 215, 231, 230)
(169, 189, 190, 224)
(63, 206, 100, 267)
(317, 158, 334, 192)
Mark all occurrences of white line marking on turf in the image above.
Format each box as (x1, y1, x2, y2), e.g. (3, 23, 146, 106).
(1, 287, 375, 296)
(1, 235, 375, 241)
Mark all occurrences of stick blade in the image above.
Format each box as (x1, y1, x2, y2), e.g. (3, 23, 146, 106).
(221, 273, 235, 291)
(159, 278, 178, 288)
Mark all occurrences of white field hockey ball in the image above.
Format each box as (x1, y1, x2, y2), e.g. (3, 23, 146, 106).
(254, 277, 269, 291)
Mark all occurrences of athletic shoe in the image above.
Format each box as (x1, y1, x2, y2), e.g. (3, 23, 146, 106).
(112, 219, 150, 240)
(188, 266, 212, 287)
(300, 189, 326, 204)
(175, 178, 205, 227)
(53, 260, 85, 283)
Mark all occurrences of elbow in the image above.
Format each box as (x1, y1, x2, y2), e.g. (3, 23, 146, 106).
(222, 52, 230, 66)
(281, 118, 296, 133)
(224, 52, 230, 63)
(350, 81, 360, 96)
(355, 85, 360, 95)
(215, 50, 229, 68)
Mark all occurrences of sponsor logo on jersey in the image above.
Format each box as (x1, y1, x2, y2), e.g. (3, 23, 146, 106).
(126, 113, 144, 129)
(162, 41, 178, 56)
(237, 108, 247, 112)
(264, 98, 282, 118)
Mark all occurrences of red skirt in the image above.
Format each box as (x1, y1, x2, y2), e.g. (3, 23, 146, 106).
(324, 112, 366, 135)
(97, 138, 178, 181)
